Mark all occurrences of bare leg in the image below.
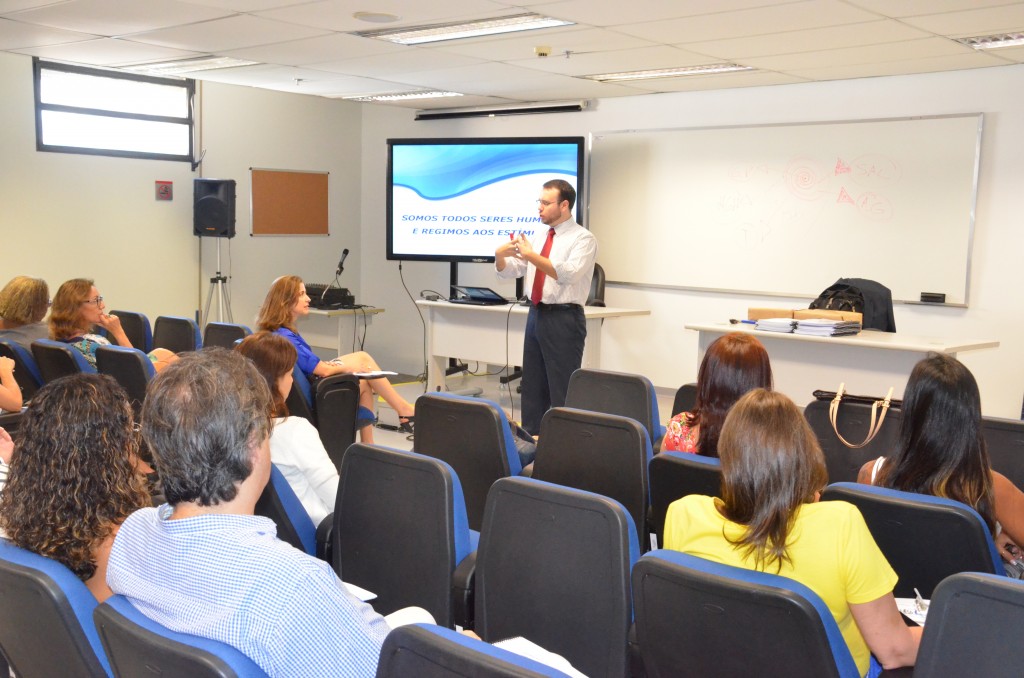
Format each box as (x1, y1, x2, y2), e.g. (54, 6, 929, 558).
(357, 382, 375, 443)
(339, 351, 414, 419)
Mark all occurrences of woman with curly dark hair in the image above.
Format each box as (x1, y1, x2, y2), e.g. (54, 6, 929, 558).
(0, 373, 150, 601)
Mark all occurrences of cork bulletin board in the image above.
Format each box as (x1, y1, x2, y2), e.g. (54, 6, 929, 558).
(250, 168, 329, 235)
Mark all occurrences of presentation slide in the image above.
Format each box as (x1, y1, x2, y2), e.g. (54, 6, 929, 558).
(388, 141, 580, 261)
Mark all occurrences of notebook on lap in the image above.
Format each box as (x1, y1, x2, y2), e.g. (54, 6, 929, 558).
(449, 286, 512, 306)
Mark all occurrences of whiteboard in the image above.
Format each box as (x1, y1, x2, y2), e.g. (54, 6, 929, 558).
(587, 115, 982, 305)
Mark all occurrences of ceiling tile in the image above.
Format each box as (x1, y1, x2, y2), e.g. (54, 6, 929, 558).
(511, 44, 719, 77)
(616, 69, 808, 93)
(842, 0, 1022, 19)
(13, 36, 204, 64)
(681, 20, 933, 60)
(742, 37, 973, 71)
(0, 17, 95, 49)
(521, 0, 786, 27)
(897, 3, 1024, 36)
(784, 50, 1012, 80)
(127, 14, 330, 52)
(9, 0, 232, 36)
(253, 0, 515, 32)
(222, 32, 406, 65)
(423, 26, 656, 62)
(311, 48, 484, 78)
(615, 0, 883, 44)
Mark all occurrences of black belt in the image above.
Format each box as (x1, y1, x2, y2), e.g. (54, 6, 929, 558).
(535, 302, 582, 311)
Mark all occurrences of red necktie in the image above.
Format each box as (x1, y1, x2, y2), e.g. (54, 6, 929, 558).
(530, 228, 556, 304)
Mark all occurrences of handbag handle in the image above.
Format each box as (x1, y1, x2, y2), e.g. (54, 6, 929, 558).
(828, 383, 895, 449)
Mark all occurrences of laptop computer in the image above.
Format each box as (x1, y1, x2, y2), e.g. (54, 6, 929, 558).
(449, 285, 512, 306)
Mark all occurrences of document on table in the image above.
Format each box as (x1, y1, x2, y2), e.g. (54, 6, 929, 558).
(353, 370, 398, 378)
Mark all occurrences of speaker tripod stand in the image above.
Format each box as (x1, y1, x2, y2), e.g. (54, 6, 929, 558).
(202, 238, 233, 326)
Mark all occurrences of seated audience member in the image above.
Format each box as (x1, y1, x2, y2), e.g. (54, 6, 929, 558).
(662, 332, 772, 455)
(0, 275, 50, 349)
(257, 275, 415, 439)
(0, 374, 150, 601)
(235, 332, 339, 525)
(106, 349, 390, 675)
(859, 353, 1024, 560)
(49, 278, 177, 371)
(0, 426, 11, 495)
(665, 389, 921, 675)
(0, 356, 21, 412)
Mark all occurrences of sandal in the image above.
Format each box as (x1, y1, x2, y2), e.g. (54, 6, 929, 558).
(398, 416, 415, 435)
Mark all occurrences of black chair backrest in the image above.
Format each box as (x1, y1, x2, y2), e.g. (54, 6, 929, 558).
(803, 398, 902, 483)
(670, 382, 697, 418)
(414, 393, 517, 532)
(565, 368, 660, 444)
(0, 339, 42, 401)
(31, 338, 95, 382)
(285, 365, 316, 425)
(0, 411, 22, 438)
(110, 310, 152, 353)
(153, 315, 201, 353)
(333, 444, 467, 626)
(913, 572, 1024, 678)
(821, 482, 1001, 598)
(476, 477, 637, 678)
(632, 550, 858, 678)
(376, 624, 565, 678)
(648, 451, 722, 547)
(586, 262, 606, 307)
(314, 374, 361, 472)
(981, 415, 1024, 491)
(532, 407, 651, 544)
(202, 322, 252, 350)
(0, 541, 110, 678)
(94, 596, 266, 678)
(95, 345, 154, 417)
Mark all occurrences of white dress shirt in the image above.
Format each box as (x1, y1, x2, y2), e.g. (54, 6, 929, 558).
(497, 219, 598, 306)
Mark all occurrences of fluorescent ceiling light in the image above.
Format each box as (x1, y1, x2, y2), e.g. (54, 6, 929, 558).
(344, 90, 463, 102)
(582, 63, 754, 82)
(956, 33, 1024, 50)
(356, 12, 573, 45)
(120, 56, 258, 75)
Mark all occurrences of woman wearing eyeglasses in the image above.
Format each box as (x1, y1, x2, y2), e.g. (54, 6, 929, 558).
(49, 278, 177, 371)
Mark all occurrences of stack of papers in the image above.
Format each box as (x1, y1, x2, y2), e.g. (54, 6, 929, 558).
(793, 318, 862, 337)
(755, 318, 797, 333)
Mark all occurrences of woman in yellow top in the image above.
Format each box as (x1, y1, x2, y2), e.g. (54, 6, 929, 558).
(664, 389, 920, 676)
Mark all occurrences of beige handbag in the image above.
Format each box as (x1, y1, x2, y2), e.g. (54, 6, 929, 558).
(812, 383, 899, 449)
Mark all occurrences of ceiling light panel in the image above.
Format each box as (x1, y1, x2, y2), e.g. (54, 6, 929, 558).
(357, 13, 574, 45)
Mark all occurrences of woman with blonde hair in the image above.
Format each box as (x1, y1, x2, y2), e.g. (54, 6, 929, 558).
(49, 278, 176, 371)
(0, 275, 50, 349)
(0, 373, 150, 601)
(665, 389, 920, 675)
(257, 275, 415, 435)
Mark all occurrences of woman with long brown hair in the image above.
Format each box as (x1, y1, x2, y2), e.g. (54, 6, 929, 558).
(665, 389, 920, 675)
(859, 353, 1024, 560)
(0, 373, 150, 601)
(236, 332, 340, 523)
(662, 332, 773, 455)
(256, 275, 415, 433)
(0, 275, 50, 349)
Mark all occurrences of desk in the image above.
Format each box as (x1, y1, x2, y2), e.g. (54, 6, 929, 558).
(418, 301, 649, 392)
(685, 322, 998, 403)
(306, 307, 384, 356)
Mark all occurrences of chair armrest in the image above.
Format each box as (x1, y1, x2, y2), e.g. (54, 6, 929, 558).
(452, 551, 476, 630)
(316, 513, 333, 562)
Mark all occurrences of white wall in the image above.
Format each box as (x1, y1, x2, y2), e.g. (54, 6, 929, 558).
(359, 64, 1024, 418)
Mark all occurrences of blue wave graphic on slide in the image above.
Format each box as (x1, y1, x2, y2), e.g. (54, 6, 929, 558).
(393, 144, 578, 200)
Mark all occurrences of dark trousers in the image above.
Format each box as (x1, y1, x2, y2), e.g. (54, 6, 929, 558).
(521, 304, 586, 435)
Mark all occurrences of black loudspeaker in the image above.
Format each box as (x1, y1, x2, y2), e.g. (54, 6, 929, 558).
(193, 178, 236, 238)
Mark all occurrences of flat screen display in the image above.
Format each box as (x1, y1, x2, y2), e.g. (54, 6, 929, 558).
(386, 137, 585, 263)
